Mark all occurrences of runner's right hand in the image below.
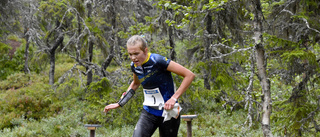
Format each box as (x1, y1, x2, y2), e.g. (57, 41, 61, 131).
(104, 103, 120, 113)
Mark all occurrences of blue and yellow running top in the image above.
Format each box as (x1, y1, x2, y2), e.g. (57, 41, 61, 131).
(130, 53, 175, 116)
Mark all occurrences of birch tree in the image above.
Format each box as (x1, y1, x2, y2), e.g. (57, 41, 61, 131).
(252, 0, 272, 136)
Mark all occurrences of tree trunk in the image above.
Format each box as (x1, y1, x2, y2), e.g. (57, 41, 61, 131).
(23, 2, 31, 75)
(101, 0, 116, 74)
(256, 44, 272, 137)
(168, 25, 175, 61)
(87, 36, 94, 85)
(252, 0, 272, 136)
(49, 34, 64, 85)
(167, 0, 176, 61)
(86, 1, 93, 86)
(49, 50, 56, 85)
(24, 30, 30, 74)
(204, 8, 212, 90)
(111, 0, 116, 65)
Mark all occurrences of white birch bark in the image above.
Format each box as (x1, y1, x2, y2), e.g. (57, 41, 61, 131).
(252, 0, 273, 136)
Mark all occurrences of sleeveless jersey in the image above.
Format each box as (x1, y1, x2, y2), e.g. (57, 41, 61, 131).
(131, 53, 175, 116)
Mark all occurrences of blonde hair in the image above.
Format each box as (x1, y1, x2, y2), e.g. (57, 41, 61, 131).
(126, 35, 148, 51)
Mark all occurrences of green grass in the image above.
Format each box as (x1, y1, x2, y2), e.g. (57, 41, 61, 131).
(0, 108, 265, 137)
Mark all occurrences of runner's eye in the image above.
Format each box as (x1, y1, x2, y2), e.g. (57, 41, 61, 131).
(130, 53, 139, 56)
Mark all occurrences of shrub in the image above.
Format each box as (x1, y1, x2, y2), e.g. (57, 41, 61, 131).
(0, 36, 30, 80)
(0, 83, 62, 129)
(0, 42, 15, 80)
(0, 109, 88, 137)
(0, 72, 30, 90)
(77, 76, 143, 127)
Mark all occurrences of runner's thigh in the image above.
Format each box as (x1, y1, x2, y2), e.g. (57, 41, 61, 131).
(132, 109, 159, 137)
(159, 115, 180, 137)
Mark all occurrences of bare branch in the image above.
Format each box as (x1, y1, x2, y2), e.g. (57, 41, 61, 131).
(280, 7, 320, 34)
(211, 43, 252, 59)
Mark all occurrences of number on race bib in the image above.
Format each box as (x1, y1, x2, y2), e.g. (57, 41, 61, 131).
(143, 88, 165, 107)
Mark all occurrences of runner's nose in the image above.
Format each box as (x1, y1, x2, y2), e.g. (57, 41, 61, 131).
(130, 55, 136, 60)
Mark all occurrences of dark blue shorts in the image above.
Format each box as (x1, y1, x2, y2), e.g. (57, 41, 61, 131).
(132, 109, 180, 137)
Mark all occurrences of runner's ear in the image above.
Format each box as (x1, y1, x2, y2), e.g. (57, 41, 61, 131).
(144, 47, 148, 53)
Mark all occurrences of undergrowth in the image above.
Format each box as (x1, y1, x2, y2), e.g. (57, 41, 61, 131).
(1, 52, 319, 136)
(0, 67, 265, 137)
(1, 72, 319, 136)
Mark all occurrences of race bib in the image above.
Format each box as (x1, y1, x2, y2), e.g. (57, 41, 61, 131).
(143, 88, 165, 107)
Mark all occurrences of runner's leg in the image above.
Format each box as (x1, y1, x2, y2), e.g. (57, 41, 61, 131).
(132, 109, 159, 137)
(159, 115, 180, 137)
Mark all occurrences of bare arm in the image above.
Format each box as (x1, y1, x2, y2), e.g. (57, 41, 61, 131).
(164, 61, 195, 110)
(128, 73, 140, 91)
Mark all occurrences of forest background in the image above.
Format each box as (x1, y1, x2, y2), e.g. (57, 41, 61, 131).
(0, 0, 320, 136)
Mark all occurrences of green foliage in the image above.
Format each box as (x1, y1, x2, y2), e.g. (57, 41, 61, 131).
(270, 73, 320, 136)
(281, 50, 317, 66)
(0, 83, 62, 129)
(29, 52, 48, 74)
(272, 98, 315, 136)
(0, 42, 13, 80)
(270, 0, 285, 7)
(193, 60, 236, 90)
(86, 77, 112, 107)
(202, 0, 228, 11)
(53, 57, 79, 83)
(196, 110, 262, 136)
(128, 23, 150, 36)
(0, 108, 88, 137)
(154, 1, 197, 29)
(0, 73, 30, 90)
(0, 38, 28, 80)
(264, 33, 299, 50)
(38, 0, 69, 32)
(38, 0, 68, 19)
(55, 77, 83, 100)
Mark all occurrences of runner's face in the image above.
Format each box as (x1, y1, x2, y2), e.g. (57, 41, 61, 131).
(127, 43, 148, 66)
